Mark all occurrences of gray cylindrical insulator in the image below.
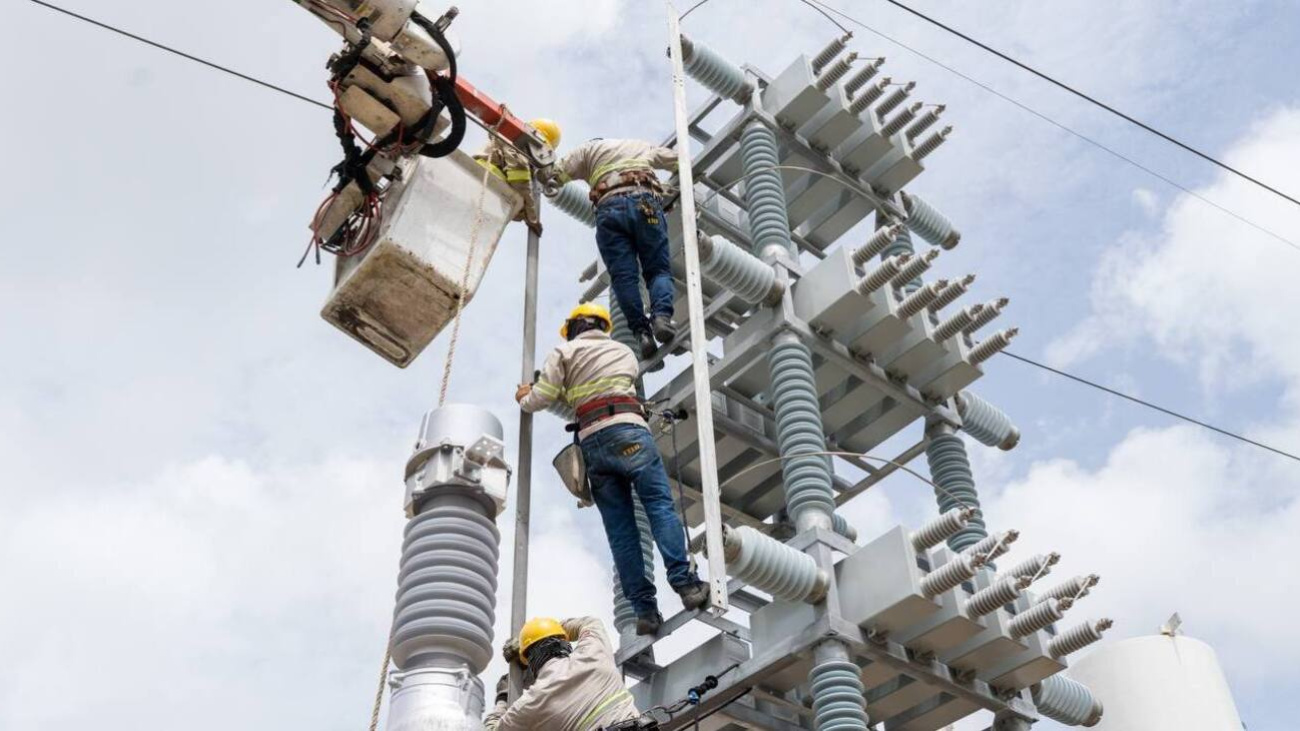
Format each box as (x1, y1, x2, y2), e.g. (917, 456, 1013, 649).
(955, 391, 1019, 450)
(900, 191, 961, 249)
(1010, 598, 1068, 638)
(898, 280, 949, 318)
(881, 102, 923, 137)
(611, 499, 657, 638)
(929, 274, 975, 312)
(816, 53, 859, 91)
(680, 35, 753, 103)
(1034, 675, 1104, 727)
(391, 496, 500, 673)
(851, 223, 904, 267)
(848, 77, 891, 114)
(911, 507, 975, 551)
(965, 576, 1030, 618)
(913, 125, 952, 161)
(877, 218, 923, 293)
(961, 529, 1019, 562)
(831, 512, 859, 542)
(1003, 552, 1061, 582)
(768, 333, 837, 530)
(608, 297, 646, 397)
(926, 432, 988, 551)
(934, 304, 985, 342)
(892, 247, 939, 288)
(921, 553, 986, 597)
(700, 234, 784, 305)
(810, 33, 853, 75)
(906, 105, 945, 140)
(724, 526, 828, 603)
(810, 645, 870, 730)
(969, 328, 1019, 365)
(740, 121, 796, 262)
(875, 81, 915, 118)
(1049, 618, 1113, 659)
(547, 181, 596, 228)
(857, 253, 911, 295)
(964, 298, 1009, 334)
(844, 58, 885, 96)
(1040, 574, 1101, 604)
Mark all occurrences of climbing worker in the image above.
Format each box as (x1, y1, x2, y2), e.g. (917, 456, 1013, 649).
(516, 303, 708, 633)
(551, 138, 680, 360)
(473, 117, 562, 235)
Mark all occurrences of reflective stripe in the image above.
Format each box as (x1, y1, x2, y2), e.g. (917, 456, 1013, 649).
(577, 688, 634, 731)
(588, 158, 652, 187)
(475, 158, 508, 181)
(505, 167, 532, 183)
(565, 376, 636, 403)
(534, 380, 564, 399)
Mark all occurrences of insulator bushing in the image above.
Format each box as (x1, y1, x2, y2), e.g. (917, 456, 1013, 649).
(851, 223, 904, 267)
(1009, 597, 1068, 638)
(1003, 552, 1060, 582)
(881, 102, 923, 137)
(969, 328, 1019, 364)
(911, 507, 975, 551)
(1039, 574, 1101, 604)
(810, 642, 870, 730)
(921, 553, 986, 597)
(700, 234, 784, 305)
(929, 274, 975, 312)
(810, 33, 853, 75)
(875, 81, 916, 118)
(961, 529, 1019, 563)
(768, 333, 837, 530)
(611, 499, 657, 638)
(900, 191, 961, 249)
(1049, 618, 1113, 659)
(831, 512, 859, 542)
(899, 280, 949, 318)
(906, 105, 946, 140)
(965, 575, 1030, 618)
(740, 121, 796, 262)
(934, 304, 985, 342)
(680, 35, 753, 103)
(956, 391, 1021, 450)
(547, 181, 595, 228)
(857, 254, 911, 295)
(913, 125, 952, 161)
(1033, 675, 1104, 727)
(849, 77, 891, 114)
(816, 52, 859, 91)
(724, 526, 829, 603)
(964, 298, 1009, 334)
(844, 58, 885, 96)
(891, 247, 939, 287)
(926, 431, 987, 551)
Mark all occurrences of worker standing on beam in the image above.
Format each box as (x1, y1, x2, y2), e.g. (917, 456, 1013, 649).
(552, 138, 680, 361)
(517, 304, 708, 634)
(474, 118, 562, 235)
(485, 617, 641, 730)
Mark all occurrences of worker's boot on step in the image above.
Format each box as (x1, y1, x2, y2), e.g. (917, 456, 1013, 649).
(651, 315, 677, 345)
(637, 331, 658, 360)
(675, 580, 710, 612)
(636, 611, 664, 636)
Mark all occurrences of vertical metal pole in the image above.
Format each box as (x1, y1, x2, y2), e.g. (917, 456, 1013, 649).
(666, 3, 728, 614)
(508, 199, 541, 700)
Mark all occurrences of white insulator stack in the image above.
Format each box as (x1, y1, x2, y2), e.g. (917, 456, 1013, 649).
(964, 298, 1009, 334)
(1009, 597, 1070, 638)
(724, 526, 829, 603)
(810, 33, 853, 75)
(816, 53, 859, 91)
(911, 508, 975, 551)
(906, 105, 945, 140)
(929, 274, 975, 312)
(891, 248, 940, 287)
(898, 280, 949, 318)
(1003, 552, 1060, 582)
(921, 553, 987, 598)
(875, 81, 916, 118)
(881, 102, 923, 137)
(857, 254, 911, 295)
(1049, 618, 1113, 658)
(852, 223, 904, 267)
(961, 529, 1020, 563)
(934, 304, 985, 342)
(970, 328, 1019, 364)
(844, 58, 885, 96)
(965, 576, 1031, 618)
(849, 77, 891, 114)
(1040, 574, 1101, 604)
(913, 126, 952, 161)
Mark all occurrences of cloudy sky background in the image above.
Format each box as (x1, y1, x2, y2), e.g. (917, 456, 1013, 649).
(2, 0, 1298, 729)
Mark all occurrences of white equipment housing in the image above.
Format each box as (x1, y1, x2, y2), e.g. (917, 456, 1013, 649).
(321, 151, 523, 367)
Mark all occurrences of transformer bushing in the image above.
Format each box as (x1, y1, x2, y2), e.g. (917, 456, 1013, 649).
(925, 423, 988, 552)
(388, 404, 513, 731)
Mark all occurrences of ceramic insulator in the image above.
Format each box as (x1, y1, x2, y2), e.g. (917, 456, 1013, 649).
(1048, 618, 1113, 658)
(857, 253, 911, 295)
(911, 507, 975, 551)
(921, 553, 986, 597)
(898, 280, 949, 318)
(851, 223, 904, 266)
(969, 328, 1019, 364)
(1009, 597, 1069, 638)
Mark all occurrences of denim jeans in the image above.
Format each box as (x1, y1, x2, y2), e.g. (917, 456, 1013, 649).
(581, 422, 696, 617)
(594, 192, 674, 337)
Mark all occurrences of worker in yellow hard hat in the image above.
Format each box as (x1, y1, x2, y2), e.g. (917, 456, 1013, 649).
(515, 304, 708, 636)
(472, 117, 562, 235)
(484, 616, 640, 730)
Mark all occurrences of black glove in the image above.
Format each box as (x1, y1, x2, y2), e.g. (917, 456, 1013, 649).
(502, 637, 521, 666)
(495, 674, 509, 704)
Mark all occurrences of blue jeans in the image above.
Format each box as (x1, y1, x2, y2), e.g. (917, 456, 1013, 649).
(595, 192, 674, 337)
(581, 422, 696, 617)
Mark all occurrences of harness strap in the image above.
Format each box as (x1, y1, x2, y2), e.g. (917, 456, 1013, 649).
(574, 395, 645, 430)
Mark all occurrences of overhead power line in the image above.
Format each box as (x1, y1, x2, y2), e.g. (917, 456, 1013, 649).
(28, 0, 1300, 466)
(857, 0, 1300, 211)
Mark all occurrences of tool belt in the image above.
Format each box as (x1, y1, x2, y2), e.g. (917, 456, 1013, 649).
(589, 169, 663, 206)
(574, 395, 647, 431)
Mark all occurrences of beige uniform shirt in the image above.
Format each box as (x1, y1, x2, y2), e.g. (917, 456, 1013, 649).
(519, 330, 643, 440)
(474, 141, 539, 223)
(482, 617, 639, 731)
(558, 138, 679, 190)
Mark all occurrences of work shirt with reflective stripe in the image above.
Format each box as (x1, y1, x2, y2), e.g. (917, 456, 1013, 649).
(519, 330, 643, 440)
(558, 138, 679, 190)
(474, 141, 539, 222)
(482, 617, 639, 731)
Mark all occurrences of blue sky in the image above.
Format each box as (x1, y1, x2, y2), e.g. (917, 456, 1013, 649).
(2, 1, 1298, 729)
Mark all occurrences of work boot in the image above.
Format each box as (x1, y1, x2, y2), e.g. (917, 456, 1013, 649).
(637, 331, 658, 360)
(651, 315, 677, 345)
(636, 611, 663, 636)
(675, 580, 710, 612)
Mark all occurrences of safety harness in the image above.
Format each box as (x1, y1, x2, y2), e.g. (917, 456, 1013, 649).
(574, 395, 647, 431)
(589, 168, 664, 206)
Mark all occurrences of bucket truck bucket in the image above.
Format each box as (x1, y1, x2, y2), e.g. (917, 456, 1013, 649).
(321, 149, 524, 367)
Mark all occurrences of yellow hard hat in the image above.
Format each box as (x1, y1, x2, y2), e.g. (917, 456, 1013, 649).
(518, 617, 567, 663)
(530, 118, 562, 149)
(560, 302, 612, 339)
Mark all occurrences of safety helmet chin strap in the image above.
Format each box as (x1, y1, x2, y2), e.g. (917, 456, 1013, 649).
(525, 636, 573, 676)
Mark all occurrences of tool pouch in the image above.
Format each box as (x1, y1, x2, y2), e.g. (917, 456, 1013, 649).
(552, 427, 593, 508)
